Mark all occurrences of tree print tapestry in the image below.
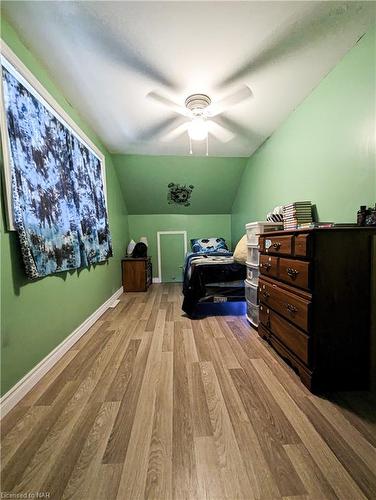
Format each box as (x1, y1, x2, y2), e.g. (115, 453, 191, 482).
(1, 63, 112, 279)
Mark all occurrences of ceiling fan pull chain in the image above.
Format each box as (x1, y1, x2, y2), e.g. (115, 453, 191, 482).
(189, 135, 193, 155)
(206, 134, 209, 156)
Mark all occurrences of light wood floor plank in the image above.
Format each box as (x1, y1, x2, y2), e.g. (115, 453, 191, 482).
(215, 337, 241, 369)
(301, 396, 376, 498)
(89, 463, 123, 500)
(35, 326, 115, 405)
(20, 350, 78, 407)
(309, 395, 376, 475)
(252, 358, 368, 500)
(197, 325, 279, 499)
(1, 406, 47, 469)
(191, 362, 213, 438)
(230, 368, 306, 497)
(227, 319, 310, 404)
(42, 401, 102, 499)
(145, 351, 173, 500)
(331, 392, 376, 448)
(12, 327, 123, 493)
(68, 319, 110, 353)
(206, 334, 250, 425)
(162, 321, 174, 352)
(2, 380, 80, 492)
(105, 339, 141, 402)
(283, 443, 337, 500)
(1, 405, 29, 438)
(102, 328, 154, 464)
(63, 401, 120, 499)
(131, 319, 148, 339)
(116, 309, 166, 499)
(88, 322, 138, 404)
(2, 284, 376, 500)
(194, 436, 226, 499)
(200, 361, 255, 500)
(172, 320, 199, 500)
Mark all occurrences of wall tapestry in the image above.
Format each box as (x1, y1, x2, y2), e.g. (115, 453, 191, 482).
(167, 182, 194, 207)
(1, 60, 112, 279)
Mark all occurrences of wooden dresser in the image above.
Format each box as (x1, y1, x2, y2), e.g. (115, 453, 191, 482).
(122, 257, 152, 292)
(258, 228, 375, 392)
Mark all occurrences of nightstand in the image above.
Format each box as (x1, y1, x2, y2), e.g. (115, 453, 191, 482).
(121, 257, 152, 292)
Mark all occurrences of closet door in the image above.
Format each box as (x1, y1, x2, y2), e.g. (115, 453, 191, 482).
(160, 233, 185, 283)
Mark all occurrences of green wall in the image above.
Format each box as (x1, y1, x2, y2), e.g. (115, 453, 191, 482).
(113, 154, 247, 215)
(231, 27, 376, 244)
(128, 214, 232, 278)
(0, 17, 129, 395)
(2, 13, 375, 397)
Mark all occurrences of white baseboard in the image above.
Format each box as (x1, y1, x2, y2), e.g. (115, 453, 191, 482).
(0, 287, 123, 418)
(152, 277, 161, 284)
(108, 299, 120, 308)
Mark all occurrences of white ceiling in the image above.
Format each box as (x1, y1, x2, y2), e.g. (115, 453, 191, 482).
(2, 1, 375, 157)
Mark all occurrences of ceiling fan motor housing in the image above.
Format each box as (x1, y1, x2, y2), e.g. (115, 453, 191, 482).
(185, 94, 211, 116)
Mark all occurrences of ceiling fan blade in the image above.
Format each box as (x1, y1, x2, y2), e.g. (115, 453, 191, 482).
(147, 91, 191, 117)
(206, 85, 253, 117)
(219, 2, 374, 88)
(215, 115, 259, 143)
(160, 122, 189, 142)
(60, 3, 177, 89)
(137, 115, 183, 141)
(207, 121, 235, 143)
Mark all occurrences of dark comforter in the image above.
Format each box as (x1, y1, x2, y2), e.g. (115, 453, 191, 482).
(182, 252, 246, 315)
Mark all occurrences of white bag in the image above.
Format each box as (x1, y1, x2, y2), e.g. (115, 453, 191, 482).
(127, 239, 136, 255)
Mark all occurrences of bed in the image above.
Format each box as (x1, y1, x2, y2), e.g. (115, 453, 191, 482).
(182, 250, 246, 316)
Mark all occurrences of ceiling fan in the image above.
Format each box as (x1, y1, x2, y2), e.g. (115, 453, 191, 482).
(146, 85, 253, 154)
(62, 2, 369, 153)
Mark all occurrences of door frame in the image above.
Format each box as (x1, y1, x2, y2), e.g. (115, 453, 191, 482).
(157, 231, 188, 283)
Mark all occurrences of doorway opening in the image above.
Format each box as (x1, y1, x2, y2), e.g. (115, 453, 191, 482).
(157, 231, 187, 283)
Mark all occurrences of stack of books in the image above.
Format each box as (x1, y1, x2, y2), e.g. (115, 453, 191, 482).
(283, 201, 313, 229)
(298, 222, 333, 229)
(297, 222, 357, 229)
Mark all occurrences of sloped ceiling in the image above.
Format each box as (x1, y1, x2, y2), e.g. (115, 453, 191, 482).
(113, 155, 247, 214)
(2, 1, 375, 157)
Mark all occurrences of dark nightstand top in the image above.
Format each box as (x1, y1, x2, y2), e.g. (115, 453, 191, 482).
(122, 256, 151, 261)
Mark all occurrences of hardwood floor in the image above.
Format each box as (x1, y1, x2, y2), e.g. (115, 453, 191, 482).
(1, 283, 376, 499)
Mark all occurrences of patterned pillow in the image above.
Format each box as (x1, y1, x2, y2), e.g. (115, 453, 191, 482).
(191, 237, 228, 253)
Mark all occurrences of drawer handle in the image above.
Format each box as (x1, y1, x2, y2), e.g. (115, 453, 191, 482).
(262, 263, 271, 271)
(272, 242, 281, 250)
(286, 303, 298, 314)
(287, 267, 299, 279)
(262, 291, 270, 299)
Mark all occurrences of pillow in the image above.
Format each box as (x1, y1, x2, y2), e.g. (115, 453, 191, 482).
(233, 234, 247, 264)
(191, 237, 228, 253)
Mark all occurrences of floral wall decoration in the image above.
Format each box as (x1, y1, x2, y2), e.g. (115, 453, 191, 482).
(1, 57, 112, 279)
(167, 182, 194, 207)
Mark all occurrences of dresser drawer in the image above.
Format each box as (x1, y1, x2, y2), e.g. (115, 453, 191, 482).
(263, 234, 293, 256)
(260, 254, 278, 279)
(259, 303, 270, 327)
(294, 233, 311, 257)
(259, 279, 311, 331)
(278, 257, 311, 290)
(258, 322, 269, 340)
(265, 309, 310, 365)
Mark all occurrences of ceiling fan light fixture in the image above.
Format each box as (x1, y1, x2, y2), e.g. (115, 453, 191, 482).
(188, 117, 208, 141)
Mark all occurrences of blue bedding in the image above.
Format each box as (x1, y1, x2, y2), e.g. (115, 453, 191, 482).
(182, 251, 246, 315)
(183, 250, 233, 283)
